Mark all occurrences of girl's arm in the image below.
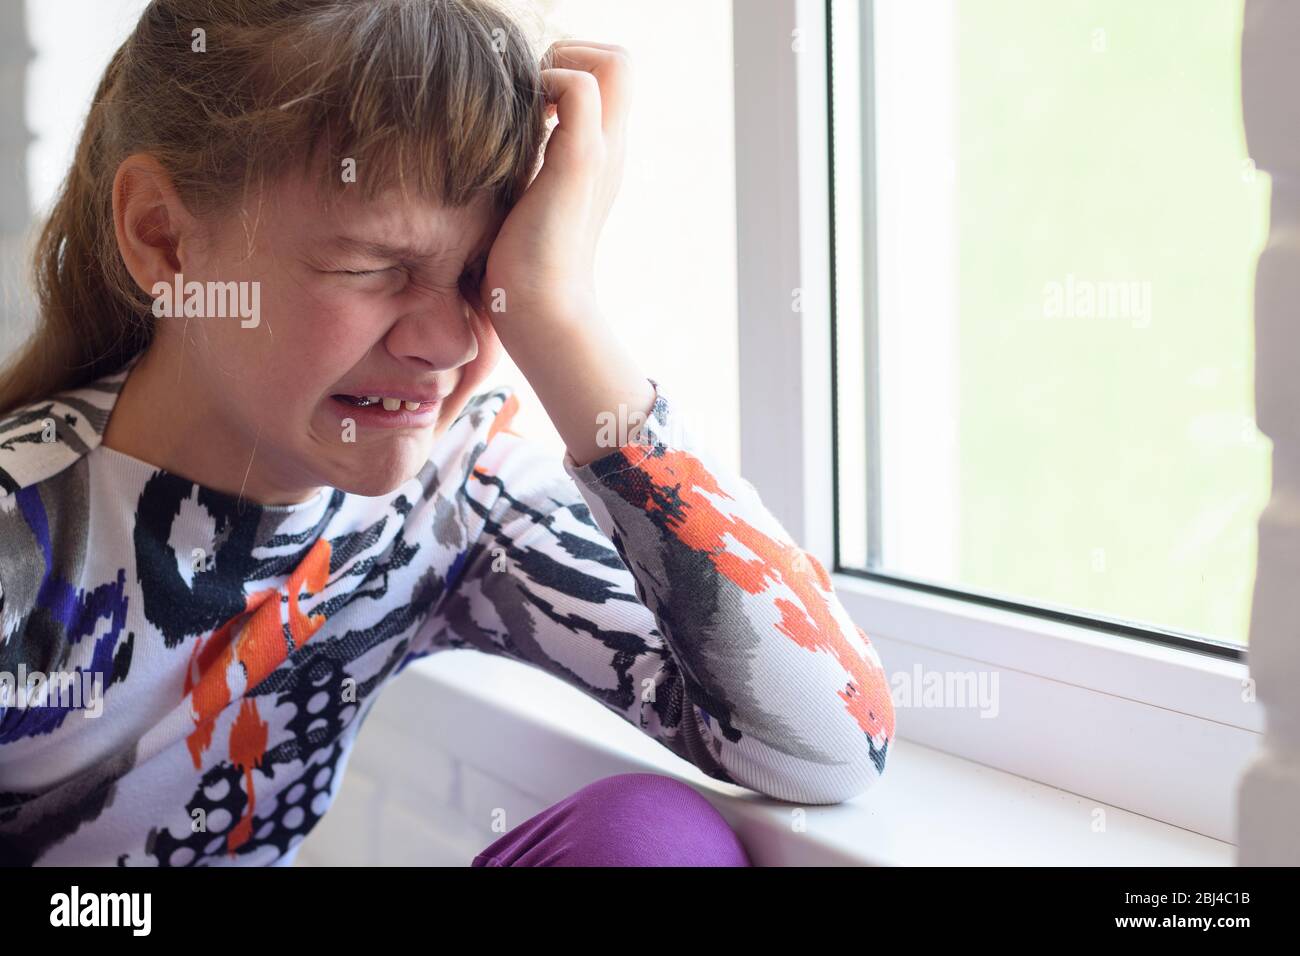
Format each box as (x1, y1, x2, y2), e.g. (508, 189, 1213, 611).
(434, 41, 893, 803)
(426, 384, 895, 805)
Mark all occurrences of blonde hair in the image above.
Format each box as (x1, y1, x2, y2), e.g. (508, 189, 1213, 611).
(0, 0, 549, 415)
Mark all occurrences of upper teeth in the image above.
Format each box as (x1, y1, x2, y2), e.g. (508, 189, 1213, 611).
(361, 396, 422, 411)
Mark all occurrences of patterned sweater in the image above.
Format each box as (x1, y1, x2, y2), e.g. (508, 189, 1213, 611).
(0, 356, 895, 866)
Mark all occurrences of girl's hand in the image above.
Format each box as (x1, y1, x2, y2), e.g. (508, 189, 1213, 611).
(479, 39, 632, 326)
(474, 40, 656, 468)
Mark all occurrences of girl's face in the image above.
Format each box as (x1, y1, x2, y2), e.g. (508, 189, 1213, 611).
(160, 169, 505, 500)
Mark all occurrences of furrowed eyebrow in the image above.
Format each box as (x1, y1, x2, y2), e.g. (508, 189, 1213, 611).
(323, 233, 493, 270)
(324, 236, 448, 261)
(327, 218, 499, 267)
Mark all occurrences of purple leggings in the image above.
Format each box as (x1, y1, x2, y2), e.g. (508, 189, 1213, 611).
(470, 772, 752, 867)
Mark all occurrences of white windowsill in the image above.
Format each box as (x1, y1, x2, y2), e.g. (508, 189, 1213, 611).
(396, 651, 1234, 867)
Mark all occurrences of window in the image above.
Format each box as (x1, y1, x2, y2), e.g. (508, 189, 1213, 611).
(734, 0, 1263, 843)
(829, 0, 1271, 650)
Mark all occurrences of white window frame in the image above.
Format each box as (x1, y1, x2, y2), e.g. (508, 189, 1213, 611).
(733, 0, 1266, 846)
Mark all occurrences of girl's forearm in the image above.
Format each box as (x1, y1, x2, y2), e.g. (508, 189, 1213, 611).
(492, 305, 657, 467)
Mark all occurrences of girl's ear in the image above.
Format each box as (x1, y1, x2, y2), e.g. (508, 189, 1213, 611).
(112, 153, 200, 297)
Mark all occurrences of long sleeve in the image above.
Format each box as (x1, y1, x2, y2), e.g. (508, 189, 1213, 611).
(426, 382, 895, 805)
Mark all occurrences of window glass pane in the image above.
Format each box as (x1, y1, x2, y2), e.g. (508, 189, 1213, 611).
(832, 0, 1271, 645)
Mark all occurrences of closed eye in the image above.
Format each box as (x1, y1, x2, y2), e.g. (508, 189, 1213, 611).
(460, 264, 487, 300)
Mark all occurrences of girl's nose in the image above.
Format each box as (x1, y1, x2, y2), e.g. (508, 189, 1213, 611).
(383, 297, 480, 372)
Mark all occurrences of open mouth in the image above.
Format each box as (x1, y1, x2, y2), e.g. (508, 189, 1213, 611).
(332, 394, 429, 412)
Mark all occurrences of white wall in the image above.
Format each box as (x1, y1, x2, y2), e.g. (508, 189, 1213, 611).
(484, 0, 739, 470)
(24, 0, 152, 217)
